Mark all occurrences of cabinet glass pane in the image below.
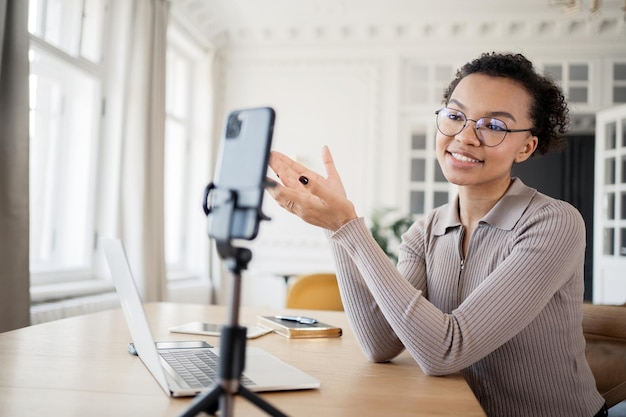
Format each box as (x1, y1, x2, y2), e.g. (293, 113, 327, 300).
(569, 64, 588, 81)
(623, 118, 626, 147)
(411, 159, 425, 181)
(434, 191, 449, 208)
(434, 160, 446, 182)
(435, 66, 452, 95)
(621, 229, 626, 256)
(411, 133, 426, 150)
(614, 63, 626, 81)
(544, 65, 562, 81)
(605, 158, 615, 185)
(410, 191, 425, 215)
(606, 121, 617, 149)
(606, 193, 615, 220)
(604, 228, 615, 255)
(614, 87, 626, 104)
(568, 86, 587, 103)
(622, 192, 626, 220)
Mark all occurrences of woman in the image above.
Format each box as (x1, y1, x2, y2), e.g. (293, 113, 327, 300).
(267, 52, 606, 417)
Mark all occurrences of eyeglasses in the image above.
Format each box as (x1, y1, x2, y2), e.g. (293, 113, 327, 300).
(435, 107, 534, 147)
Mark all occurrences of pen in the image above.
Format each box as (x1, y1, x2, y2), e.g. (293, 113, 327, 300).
(275, 315, 318, 324)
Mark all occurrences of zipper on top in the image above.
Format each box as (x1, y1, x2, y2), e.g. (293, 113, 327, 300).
(457, 227, 466, 306)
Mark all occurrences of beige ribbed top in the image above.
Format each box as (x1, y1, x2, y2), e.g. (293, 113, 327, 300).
(329, 178, 605, 417)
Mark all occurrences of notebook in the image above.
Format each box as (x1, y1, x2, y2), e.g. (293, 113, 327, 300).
(257, 315, 342, 339)
(102, 238, 321, 397)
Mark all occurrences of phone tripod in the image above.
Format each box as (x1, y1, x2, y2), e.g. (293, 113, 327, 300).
(179, 185, 287, 417)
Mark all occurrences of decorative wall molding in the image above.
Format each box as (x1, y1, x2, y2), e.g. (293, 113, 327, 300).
(173, 0, 625, 47)
(217, 17, 625, 46)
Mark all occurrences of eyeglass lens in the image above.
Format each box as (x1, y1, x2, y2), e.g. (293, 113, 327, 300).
(436, 107, 508, 147)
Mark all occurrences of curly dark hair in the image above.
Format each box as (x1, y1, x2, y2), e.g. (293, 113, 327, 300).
(442, 52, 569, 155)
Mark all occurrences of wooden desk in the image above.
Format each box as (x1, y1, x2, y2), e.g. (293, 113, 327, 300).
(0, 303, 485, 417)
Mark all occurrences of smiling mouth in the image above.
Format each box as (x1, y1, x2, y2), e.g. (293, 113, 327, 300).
(449, 152, 482, 163)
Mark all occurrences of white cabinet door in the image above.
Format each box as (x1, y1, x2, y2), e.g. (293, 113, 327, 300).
(593, 104, 626, 304)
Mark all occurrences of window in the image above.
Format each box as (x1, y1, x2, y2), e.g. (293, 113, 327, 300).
(164, 23, 214, 280)
(27, 0, 214, 313)
(28, 0, 106, 282)
(400, 61, 454, 216)
(402, 61, 453, 107)
(29, 50, 100, 273)
(597, 116, 626, 256)
(165, 43, 192, 269)
(29, 0, 105, 60)
(408, 128, 451, 215)
(543, 62, 591, 105)
(613, 62, 626, 104)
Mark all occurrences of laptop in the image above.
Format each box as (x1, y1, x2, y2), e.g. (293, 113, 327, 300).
(101, 238, 321, 397)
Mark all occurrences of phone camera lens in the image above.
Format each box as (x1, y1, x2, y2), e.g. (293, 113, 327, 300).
(226, 112, 243, 138)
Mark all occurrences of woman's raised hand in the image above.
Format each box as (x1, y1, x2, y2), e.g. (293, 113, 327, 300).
(267, 146, 357, 231)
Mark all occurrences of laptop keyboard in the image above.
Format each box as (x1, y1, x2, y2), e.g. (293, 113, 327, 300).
(159, 349, 255, 389)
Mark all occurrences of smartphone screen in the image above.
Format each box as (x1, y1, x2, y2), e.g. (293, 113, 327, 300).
(208, 107, 275, 241)
(169, 322, 222, 336)
(168, 321, 273, 339)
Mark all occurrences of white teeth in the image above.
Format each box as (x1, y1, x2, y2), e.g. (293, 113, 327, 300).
(451, 152, 480, 163)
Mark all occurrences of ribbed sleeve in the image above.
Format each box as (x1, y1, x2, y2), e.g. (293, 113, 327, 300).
(328, 180, 605, 417)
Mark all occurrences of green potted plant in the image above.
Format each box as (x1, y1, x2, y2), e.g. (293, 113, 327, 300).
(369, 208, 414, 263)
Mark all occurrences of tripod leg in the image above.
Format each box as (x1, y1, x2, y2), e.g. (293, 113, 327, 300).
(238, 386, 290, 417)
(178, 384, 223, 417)
(178, 244, 289, 417)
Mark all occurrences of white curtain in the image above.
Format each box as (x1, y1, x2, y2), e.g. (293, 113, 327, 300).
(0, 0, 30, 331)
(118, 0, 170, 301)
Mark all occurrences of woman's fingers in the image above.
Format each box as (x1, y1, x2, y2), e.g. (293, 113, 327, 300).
(320, 146, 347, 197)
(270, 152, 305, 187)
(321, 146, 338, 178)
(267, 178, 319, 217)
(266, 179, 299, 213)
(269, 151, 323, 190)
(269, 148, 341, 205)
(266, 147, 358, 230)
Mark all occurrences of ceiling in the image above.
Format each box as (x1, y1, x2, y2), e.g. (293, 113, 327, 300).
(171, 0, 625, 44)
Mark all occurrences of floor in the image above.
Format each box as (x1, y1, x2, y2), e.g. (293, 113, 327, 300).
(610, 402, 626, 416)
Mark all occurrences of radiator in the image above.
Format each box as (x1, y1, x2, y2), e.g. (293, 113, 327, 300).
(30, 292, 121, 325)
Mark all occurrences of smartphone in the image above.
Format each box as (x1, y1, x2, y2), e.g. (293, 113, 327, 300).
(127, 340, 212, 355)
(207, 107, 275, 241)
(168, 321, 273, 339)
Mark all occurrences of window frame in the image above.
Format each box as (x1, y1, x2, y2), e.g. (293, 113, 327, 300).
(29, 2, 215, 299)
(163, 18, 215, 284)
(28, 1, 108, 288)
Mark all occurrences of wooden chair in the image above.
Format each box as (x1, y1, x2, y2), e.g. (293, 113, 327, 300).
(285, 273, 344, 311)
(582, 303, 626, 409)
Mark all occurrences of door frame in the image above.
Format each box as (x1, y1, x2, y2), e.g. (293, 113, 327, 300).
(593, 104, 626, 304)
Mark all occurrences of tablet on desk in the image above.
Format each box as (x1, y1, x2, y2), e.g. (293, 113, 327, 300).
(169, 321, 273, 339)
